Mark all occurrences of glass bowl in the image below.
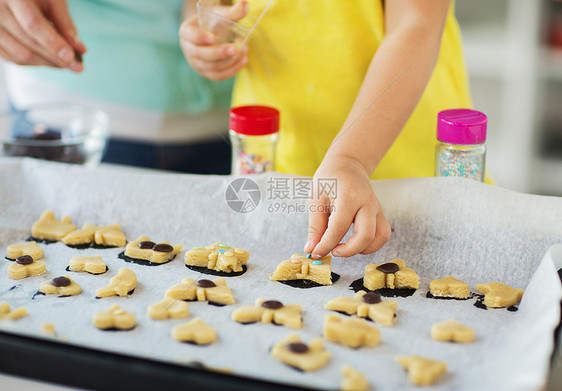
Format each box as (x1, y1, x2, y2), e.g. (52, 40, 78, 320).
(0, 104, 110, 167)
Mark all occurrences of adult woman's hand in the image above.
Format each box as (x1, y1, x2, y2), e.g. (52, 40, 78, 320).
(0, 0, 85, 71)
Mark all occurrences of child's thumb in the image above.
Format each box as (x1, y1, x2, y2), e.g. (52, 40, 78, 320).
(227, 0, 249, 22)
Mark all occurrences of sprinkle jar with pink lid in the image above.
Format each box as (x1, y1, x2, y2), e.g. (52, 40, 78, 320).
(435, 109, 487, 182)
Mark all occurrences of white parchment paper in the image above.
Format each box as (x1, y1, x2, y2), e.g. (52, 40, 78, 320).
(0, 158, 561, 391)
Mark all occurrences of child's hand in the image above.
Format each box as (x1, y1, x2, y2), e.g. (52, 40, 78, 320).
(304, 155, 391, 258)
(179, 1, 248, 81)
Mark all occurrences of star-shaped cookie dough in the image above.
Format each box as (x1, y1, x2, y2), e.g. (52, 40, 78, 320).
(31, 211, 77, 241)
(124, 236, 182, 264)
(147, 297, 190, 320)
(172, 317, 217, 345)
(69, 255, 107, 274)
(96, 268, 137, 297)
(185, 242, 249, 273)
(430, 276, 470, 299)
(39, 276, 82, 296)
(269, 254, 333, 285)
(271, 334, 331, 371)
(165, 277, 235, 305)
(323, 314, 380, 348)
(8, 255, 46, 280)
(324, 291, 398, 327)
(6, 241, 43, 261)
(232, 299, 302, 328)
(395, 356, 447, 386)
(93, 304, 136, 330)
(431, 319, 475, 343)
(363, 259, 420, 291)
(475, 282, 524, 308)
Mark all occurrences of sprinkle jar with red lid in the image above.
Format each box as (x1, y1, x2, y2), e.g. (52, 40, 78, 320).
(229, 105, 279, 175)
(435, 108, 487, 182)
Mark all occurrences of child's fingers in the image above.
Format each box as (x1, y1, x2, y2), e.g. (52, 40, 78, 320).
(179, 18, 215, 46)
(331, 206, 377, 257)
(225, 0, 249, 21)
(311, 201, 355, 258)
(203, 55, 247, 81)
(360, 212, 391, 254)
(304, 197, 330, 254)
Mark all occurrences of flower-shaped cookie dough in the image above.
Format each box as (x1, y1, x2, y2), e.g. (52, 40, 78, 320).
(341, 366, 369, 391)
(325, 291, 398, 327)
(63, 223, 127, 247)
(269, 254, 333, 285)
(232, 299, 302, 328)
(431, 319, 475, 343)
(124, 236, 182, 264)
(39, 276, 82, 296)
(429, 276, 470, 299)
(475, 282, 524, 308)
(93, 304, 136, 330)
(147, 297, 190, 320)
(31, 211, 77, 241)
(172, 317, 217, 345)
(0, 302, 27, 320)
(165, 277, 235, 305)
(185, 242, 249, 273)
(96, 268, 137, 298)
(363, 259, 420, 291)
(395, 356, 447, 387)
(6, 241, 43, 261)
(8, 255, 46, 280)
(323, 314, 380, 348)
(271, 334, 331, 371)
(69, 255, 107, 275)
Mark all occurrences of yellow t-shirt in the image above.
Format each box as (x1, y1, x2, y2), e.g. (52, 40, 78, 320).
(232, 0, 472, 179)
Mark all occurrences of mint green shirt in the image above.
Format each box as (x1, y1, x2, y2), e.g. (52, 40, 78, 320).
(30, 0, 232, 113)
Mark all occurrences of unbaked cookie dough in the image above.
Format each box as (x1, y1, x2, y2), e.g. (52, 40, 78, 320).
(429, 276, 470, 299)
(96, 268, 137, 297)
(40, 323, 56, 336)
(147, 297, 190, 320)
(431, 319, 475, 343)
(172, 317, 217, 345)
(270, 254, 333, 285)
(39, 276, 82, 296)
(69, 255, 107, 274)
(0, 302, 27, 320)
(123, 236, 182, 264)
(271, 334, 331, 371)
(63, 223, 127, 247)
(395, 356, 447, 387)
(165, 277, 235, 305)
(31, 211, 77, 241)
(325, 291, 398, 327)
(6, 241, 43, 261)
(364, 259, 420, 291)
(475, 282, 524, 308)
(341, 365, 369, 391)
(93, 304, 136, 330)
(8, 255, 46, 279)
(323, 314, 380, 348)
(184, 242, 249, 273)
(232, 299, 302, 328)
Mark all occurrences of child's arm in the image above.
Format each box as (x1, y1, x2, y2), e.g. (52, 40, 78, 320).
(305, 0, 451, 258)
(179, 0, 248, 81)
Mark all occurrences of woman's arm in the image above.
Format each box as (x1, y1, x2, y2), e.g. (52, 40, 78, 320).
(306, 0, 451, 258)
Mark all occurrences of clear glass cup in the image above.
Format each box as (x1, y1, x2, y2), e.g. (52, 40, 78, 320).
(197, 0, 250, 46)
(0, 103, 110, 167)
